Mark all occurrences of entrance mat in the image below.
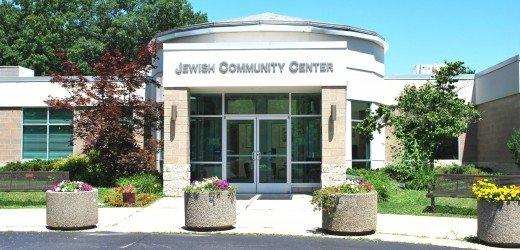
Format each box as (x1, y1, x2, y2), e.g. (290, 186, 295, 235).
(257, 194, 293, 200)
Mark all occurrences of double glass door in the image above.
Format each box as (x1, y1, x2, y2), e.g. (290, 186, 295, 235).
(225, 116, 289, 193)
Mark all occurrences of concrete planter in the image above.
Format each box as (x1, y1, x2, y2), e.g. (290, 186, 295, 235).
(322, 192, 377, 235)
(46, 189, 98, 230)
(477, 200, 520, 247)
(184, 190, 236, 231)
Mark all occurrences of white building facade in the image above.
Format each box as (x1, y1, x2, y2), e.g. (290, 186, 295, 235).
(1, 13, 518, 196)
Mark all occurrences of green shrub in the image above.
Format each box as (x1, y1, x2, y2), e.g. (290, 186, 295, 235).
(436, 163, 491, 175)
(1, 159, 59, 172)
(0, 152, 109, 187)
(404, 167, 435, 190)
(507, 128, 520, 167)
(346, 169, 396, 201)
(53, 153, 106, 186)
(102, 188, 158, 207)
(383, 160, 435, 190)
(116, 173, 162, 194)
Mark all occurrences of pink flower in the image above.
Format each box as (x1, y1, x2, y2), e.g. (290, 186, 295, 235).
(81, 182, 93, 191)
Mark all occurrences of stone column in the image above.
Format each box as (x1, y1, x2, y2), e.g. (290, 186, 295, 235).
(163, 88, 190, 196)
(321, 87, 347, 187)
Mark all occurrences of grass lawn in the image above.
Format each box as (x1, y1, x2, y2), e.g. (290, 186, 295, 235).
(379, 188, 477, 218)
(0, 188, 112, 209)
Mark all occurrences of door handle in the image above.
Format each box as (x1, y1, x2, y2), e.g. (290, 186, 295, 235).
(251, 151, 256, 161)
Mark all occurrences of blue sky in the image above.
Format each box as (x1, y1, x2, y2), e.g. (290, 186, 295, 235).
(188, 0, 519, 75)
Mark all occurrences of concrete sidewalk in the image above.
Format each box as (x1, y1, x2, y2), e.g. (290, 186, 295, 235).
(0, 195, 498, 249)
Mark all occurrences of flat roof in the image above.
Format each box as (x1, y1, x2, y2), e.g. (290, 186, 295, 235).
(385, 74, 475, 80)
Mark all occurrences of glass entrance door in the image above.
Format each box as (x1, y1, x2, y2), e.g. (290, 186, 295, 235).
(226, 118, 255, 193)
(225, 116, 290, 193)
(256, 118, 289, 193)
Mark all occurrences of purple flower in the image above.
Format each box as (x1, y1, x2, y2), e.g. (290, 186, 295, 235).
(214, 180, 230, 190)
(80, 182, 93, 191)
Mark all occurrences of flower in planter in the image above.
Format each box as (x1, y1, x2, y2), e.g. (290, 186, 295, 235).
(472, 179, 519, 202)
(184, 177, 235, 193)
(311, 178, 374, 213)
(48, 180, 93, 192)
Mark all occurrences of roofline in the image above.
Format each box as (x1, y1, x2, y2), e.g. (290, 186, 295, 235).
(475, 54, 519, 78)
(0, 76, 102, 83)
(385, 74, 475, 80)
(0, 76, 52, 82)
(154, 20, 388, 51)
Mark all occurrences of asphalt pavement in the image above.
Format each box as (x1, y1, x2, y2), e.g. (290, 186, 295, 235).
(0, 232, 463, 250)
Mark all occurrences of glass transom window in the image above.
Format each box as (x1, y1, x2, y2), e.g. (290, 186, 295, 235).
(225, 94, 289, 114)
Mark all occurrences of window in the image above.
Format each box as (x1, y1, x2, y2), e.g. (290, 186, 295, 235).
(190, 117, 222, 162)
(189, 94, 223, 181)
(291, 94, 321, 115)
(291, 94, 321, 183)
(22, 108, 73, 159)
(190, 94, 221, 115)
(351, 101, 371, 169)
(291, 117, 321, 162)
(225, 94, 289, 114)
(434, 137, 459, 160)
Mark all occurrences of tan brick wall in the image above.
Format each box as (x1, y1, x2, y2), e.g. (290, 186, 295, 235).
(385, 126, 471, 165)
(163, 88, 190, 196)
(321, 87, 347, 186)
(0, 108, 22, 164)
(163, 88, 190, 165)
(384, 126, 400, 162)
(475, 93, 520, 173)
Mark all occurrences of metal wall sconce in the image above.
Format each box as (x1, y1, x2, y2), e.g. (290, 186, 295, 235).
(171, 105, 177, 122)
(170, 105, 177, 141)
(331, 105, 337, 121)
(329, 104, 336, 142)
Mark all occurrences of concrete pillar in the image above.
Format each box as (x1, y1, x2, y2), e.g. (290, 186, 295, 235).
(321, 87, 347, 187)
(163, 88, 190, 196)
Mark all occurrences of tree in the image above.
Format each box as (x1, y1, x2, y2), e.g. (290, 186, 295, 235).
(507, 128, 520, 167)
(46, 43, 162, 186)
(0, 0, 207, 75)
(355, 61, 481, 167)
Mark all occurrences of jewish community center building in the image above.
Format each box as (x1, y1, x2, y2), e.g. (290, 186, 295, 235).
(1, 13, 519, 196)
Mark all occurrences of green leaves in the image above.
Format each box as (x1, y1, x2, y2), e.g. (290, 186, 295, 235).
(0, 0, 207, 75)
(355, 61, 480, 166)
(507, 128, 520, 167)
